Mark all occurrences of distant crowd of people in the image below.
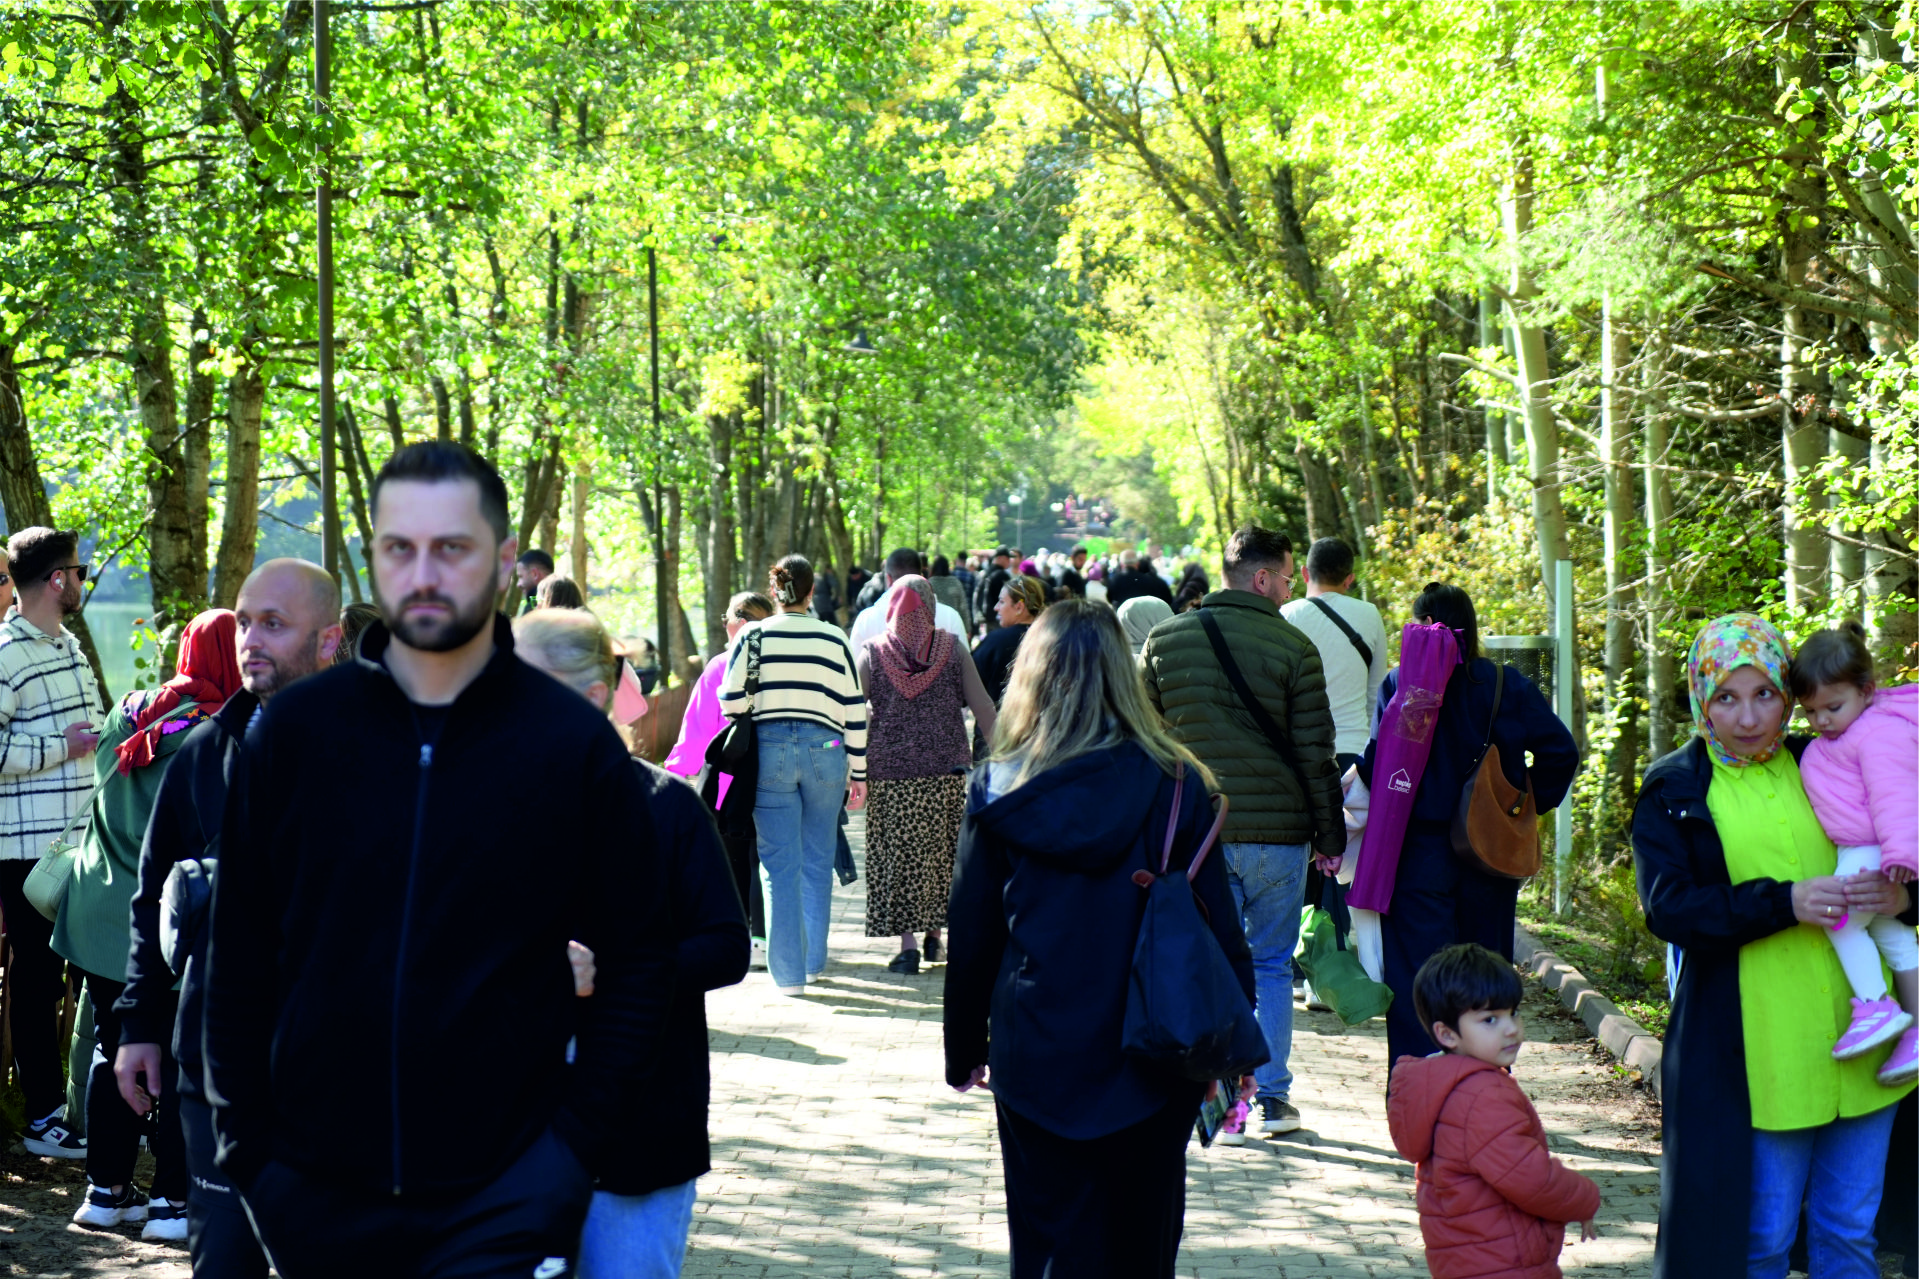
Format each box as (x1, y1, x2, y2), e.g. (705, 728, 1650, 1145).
(0, 443, 1910, 1279)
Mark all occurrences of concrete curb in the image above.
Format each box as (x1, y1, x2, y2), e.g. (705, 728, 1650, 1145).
(1513, 925, 1664, 1104)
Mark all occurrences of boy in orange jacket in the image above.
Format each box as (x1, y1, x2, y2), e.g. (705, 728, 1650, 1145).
(1387, 944, 1601, 1279)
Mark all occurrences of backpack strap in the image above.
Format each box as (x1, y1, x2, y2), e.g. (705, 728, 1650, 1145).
(1307, 596, 1373, 670)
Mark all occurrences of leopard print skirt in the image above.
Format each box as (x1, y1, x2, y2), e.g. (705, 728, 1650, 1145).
(863, 774, 966, 936)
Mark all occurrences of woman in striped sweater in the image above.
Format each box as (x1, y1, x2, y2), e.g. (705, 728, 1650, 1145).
(721, 555, 868, 994)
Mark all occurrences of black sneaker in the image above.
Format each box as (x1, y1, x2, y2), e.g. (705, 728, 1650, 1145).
(23, 1111, 86, 1159)
(1258, 1097, 1301, 1135)
(71, 1183, 148, 1227)
(888, 949, 921, 975)
(922, 935, 944, 964)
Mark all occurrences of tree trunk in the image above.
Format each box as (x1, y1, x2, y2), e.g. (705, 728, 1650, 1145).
(569, 461, 590, 597)
(337, 402, 375, 587)
(1828, 424, 1868, 608)
(1779, 33, 1830, 614)
(823, 458, 858, 628)
(1600, 297, 1639, 797)
(1642, 337, 1678, 760)
(666, 485, 694, 680)
(183, 310, 214, 601)
(0, 346, 110, 698)
(1477, 292, 1508, 507)
(1501, 141, 1570, 610)
(703, 411, 738, 655)
(213, 361, 264, 608)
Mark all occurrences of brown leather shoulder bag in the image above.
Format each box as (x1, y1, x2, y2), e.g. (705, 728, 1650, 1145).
(1449, 663, 1540, 880)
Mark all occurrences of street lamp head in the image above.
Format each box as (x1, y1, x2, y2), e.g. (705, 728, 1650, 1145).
(843, 330, 878, 355)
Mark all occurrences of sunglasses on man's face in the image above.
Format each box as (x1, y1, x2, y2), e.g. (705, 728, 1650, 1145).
(44, 564, 87, 583)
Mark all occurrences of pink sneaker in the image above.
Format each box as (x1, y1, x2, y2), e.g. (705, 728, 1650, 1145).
(1834, 996, 1914, 1060)
(1878, 1026, 1918, 1087)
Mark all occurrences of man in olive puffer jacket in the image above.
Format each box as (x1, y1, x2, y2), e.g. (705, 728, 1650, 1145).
(1139, 524, 1342, 1135)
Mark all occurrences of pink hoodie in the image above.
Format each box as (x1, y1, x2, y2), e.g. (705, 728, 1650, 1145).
(1799, 682, 1918, 875)
(664, 653, 734, 806)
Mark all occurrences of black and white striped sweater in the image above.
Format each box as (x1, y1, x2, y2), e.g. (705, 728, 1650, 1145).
(719, 612, 868, 780)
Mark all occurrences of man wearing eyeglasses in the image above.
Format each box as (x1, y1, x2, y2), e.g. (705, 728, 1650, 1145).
(0, 547, 16, 617)
(0, 527, 104, 1158)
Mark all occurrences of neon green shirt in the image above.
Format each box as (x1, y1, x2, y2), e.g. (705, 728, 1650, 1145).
(1708, 749, 1915, 1130)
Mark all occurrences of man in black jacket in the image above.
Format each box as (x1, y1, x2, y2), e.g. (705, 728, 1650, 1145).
(115, 558, 342, 1277)
(973, 547, 1013, 634)
(1106, 550, 1174, 609)
(202, 443, 675, 1279)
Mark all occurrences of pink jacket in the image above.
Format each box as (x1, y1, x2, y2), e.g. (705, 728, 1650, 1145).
(1800, 682, 1918, 875)
(665, 653, 733, 807)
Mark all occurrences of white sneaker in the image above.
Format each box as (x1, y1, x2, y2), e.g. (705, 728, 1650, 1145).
(140, 1199, 188, 1241)
(72, 1183, 148, 1227)
(750, 939, 768, 971)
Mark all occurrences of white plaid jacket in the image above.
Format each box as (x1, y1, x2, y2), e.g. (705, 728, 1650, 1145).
(0, 614, 104, 861)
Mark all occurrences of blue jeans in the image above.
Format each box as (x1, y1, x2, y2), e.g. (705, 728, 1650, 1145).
(1222, 841, 1308, 1103)
(577, 1179, 698, 1279)
(1749, 1103, 1899, 1279)
(753, 721, 846, 989)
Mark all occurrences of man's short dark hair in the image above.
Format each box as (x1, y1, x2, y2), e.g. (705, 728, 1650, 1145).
(1222, 525, 1292, 585)
(1412, 943, 1524, 1043)
(372, 442, 511, 545)
(994, 546, 1011, 560)
(6, 527, 78, 585)
(517, 549, 555, 573)
(1305, 537, 1355, 586)
(884, 547, 923, 578)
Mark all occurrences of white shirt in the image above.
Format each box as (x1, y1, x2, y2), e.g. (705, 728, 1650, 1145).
(1281, 591, 1390, 756)
(848, 581, 967, 655)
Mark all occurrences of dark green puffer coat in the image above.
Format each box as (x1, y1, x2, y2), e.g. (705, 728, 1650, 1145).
(1138, 589, 1343, 855)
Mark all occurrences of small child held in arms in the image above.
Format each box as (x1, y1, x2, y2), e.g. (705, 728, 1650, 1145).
(1791, 622, 1919, 1084)
(1388, 944, 1599, 1279)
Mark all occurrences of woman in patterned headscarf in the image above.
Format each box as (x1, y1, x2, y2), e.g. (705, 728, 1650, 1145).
(1631, 613, 1915, 1279)
(856, 576, 998, 975)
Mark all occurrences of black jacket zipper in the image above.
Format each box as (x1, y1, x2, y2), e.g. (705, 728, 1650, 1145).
(392, 736, 433, 1195)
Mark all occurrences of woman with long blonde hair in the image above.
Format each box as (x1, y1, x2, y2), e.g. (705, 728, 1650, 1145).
(943, 600, 1253, 1279)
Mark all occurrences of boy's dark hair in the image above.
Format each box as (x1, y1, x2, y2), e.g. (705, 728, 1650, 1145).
(372, 442, 511, 546)
(516, 548, 555, 572)
(1222, 524, 1293, 587)
(1412, 943, 1524, 1045)
(1413, 582, 1480, 662)
(1789, 621, 1875, 698)
(1306, 537, 1355, 585)
(5, 527, 78, 585)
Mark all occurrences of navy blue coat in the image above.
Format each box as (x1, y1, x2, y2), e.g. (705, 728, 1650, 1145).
(1632, 735, 1917, 1278)
(1359, 657, 1579, 818)
(943, 741, 1254, 1139)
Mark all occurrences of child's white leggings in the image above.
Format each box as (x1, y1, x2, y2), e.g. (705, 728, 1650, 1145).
(1829, 845, 1919, 1001)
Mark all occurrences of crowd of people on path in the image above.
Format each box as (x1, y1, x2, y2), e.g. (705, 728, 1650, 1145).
(0, 444, 1911, 1279)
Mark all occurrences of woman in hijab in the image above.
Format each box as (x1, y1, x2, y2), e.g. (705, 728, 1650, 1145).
(1632, 613, 1914, 1279)
(856, 576, 997, 974)
(54, 609, 243, 1239)
(1117, 595, 1174, 658)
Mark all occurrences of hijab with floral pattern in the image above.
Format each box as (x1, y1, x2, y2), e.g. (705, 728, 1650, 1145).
(1687, 612, 1793, 767)
(872, 575, 954, 699)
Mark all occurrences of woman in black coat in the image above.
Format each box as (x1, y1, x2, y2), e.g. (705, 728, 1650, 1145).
(1357, 583, 1579, 1070)
(1631, 613, 1915, 1279)
(945, 600, 1254, 1279)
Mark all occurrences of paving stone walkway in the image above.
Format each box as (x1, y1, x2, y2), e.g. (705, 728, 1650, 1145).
(690, 816, 1663, 1278)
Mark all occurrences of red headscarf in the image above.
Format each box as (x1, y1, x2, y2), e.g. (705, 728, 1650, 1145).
(114, 609, 242, 774)
(872, 575, 953, 699)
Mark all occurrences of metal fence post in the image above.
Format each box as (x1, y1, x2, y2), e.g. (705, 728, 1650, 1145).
(1554, 557, 1575, 915)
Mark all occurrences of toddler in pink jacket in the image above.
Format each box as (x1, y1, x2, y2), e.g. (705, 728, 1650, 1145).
(1792, 622, 1918, 1086)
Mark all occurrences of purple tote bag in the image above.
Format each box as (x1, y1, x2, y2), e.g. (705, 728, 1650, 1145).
(1347, 622, 1459, 914)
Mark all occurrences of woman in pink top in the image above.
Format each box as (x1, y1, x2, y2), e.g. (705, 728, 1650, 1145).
(668, 591, 775, 951)
(1791, 622, 1918, 1085)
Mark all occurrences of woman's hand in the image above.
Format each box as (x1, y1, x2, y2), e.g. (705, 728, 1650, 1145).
(1842, 870, 1912, 918)
(569, 941, 596, 997)
(1791, 875, 1852, 927)
(847, 780, 868, 811)
(954, 1064, 988, 1093)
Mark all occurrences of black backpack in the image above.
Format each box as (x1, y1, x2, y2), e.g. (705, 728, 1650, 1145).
(1121, 763, 1271, 1082)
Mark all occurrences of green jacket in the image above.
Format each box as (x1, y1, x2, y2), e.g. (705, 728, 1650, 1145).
(52, 695, 205, 979)
(1139, 589, 1342, 854)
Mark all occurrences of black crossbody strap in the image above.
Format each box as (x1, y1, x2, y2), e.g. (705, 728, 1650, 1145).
(1469, 662, 1505, 771)
(1307, 596, 1373, 670)
(1199, 608, 1300, 783)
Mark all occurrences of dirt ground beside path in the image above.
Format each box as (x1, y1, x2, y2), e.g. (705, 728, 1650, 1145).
(0, 1142, 187, 1277)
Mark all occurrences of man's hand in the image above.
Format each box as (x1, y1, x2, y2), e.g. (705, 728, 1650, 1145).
(115, 1043, 162, 1116)
(954, 1064, 988, 1093)
(1313, 852, 1342, 876)
(569, 941, 595, 997)
(847, 780, 868, 811)
(63, 721, 98, 759)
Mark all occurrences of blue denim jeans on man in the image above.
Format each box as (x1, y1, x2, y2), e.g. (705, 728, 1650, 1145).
(1749, 1102, 1899, 1279)
(753, 720, 846, 989)
(576, 1179, 699, 1279)
(1222, 841, 1308, 1103)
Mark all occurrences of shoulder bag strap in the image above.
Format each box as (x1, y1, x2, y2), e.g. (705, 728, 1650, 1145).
(51, 700, 200, 848)
(1469, 662, 1506, 771)
(1307, 596, 1373, 670)
(745, 626, 764, 696)
(1157, 758, 1230, 882)
(1199, 608, 1301, 782)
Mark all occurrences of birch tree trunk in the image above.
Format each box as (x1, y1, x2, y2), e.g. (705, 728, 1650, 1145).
(1600, 297, 1638, 792)
(213, 362, 264, 609)
(1500, 142, 1570, 609)
(1642, 337, 1677, 760)
(1779, 33, 1830, 614)
(569, 462, 590, 597)
(702, 410, 738, 655)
